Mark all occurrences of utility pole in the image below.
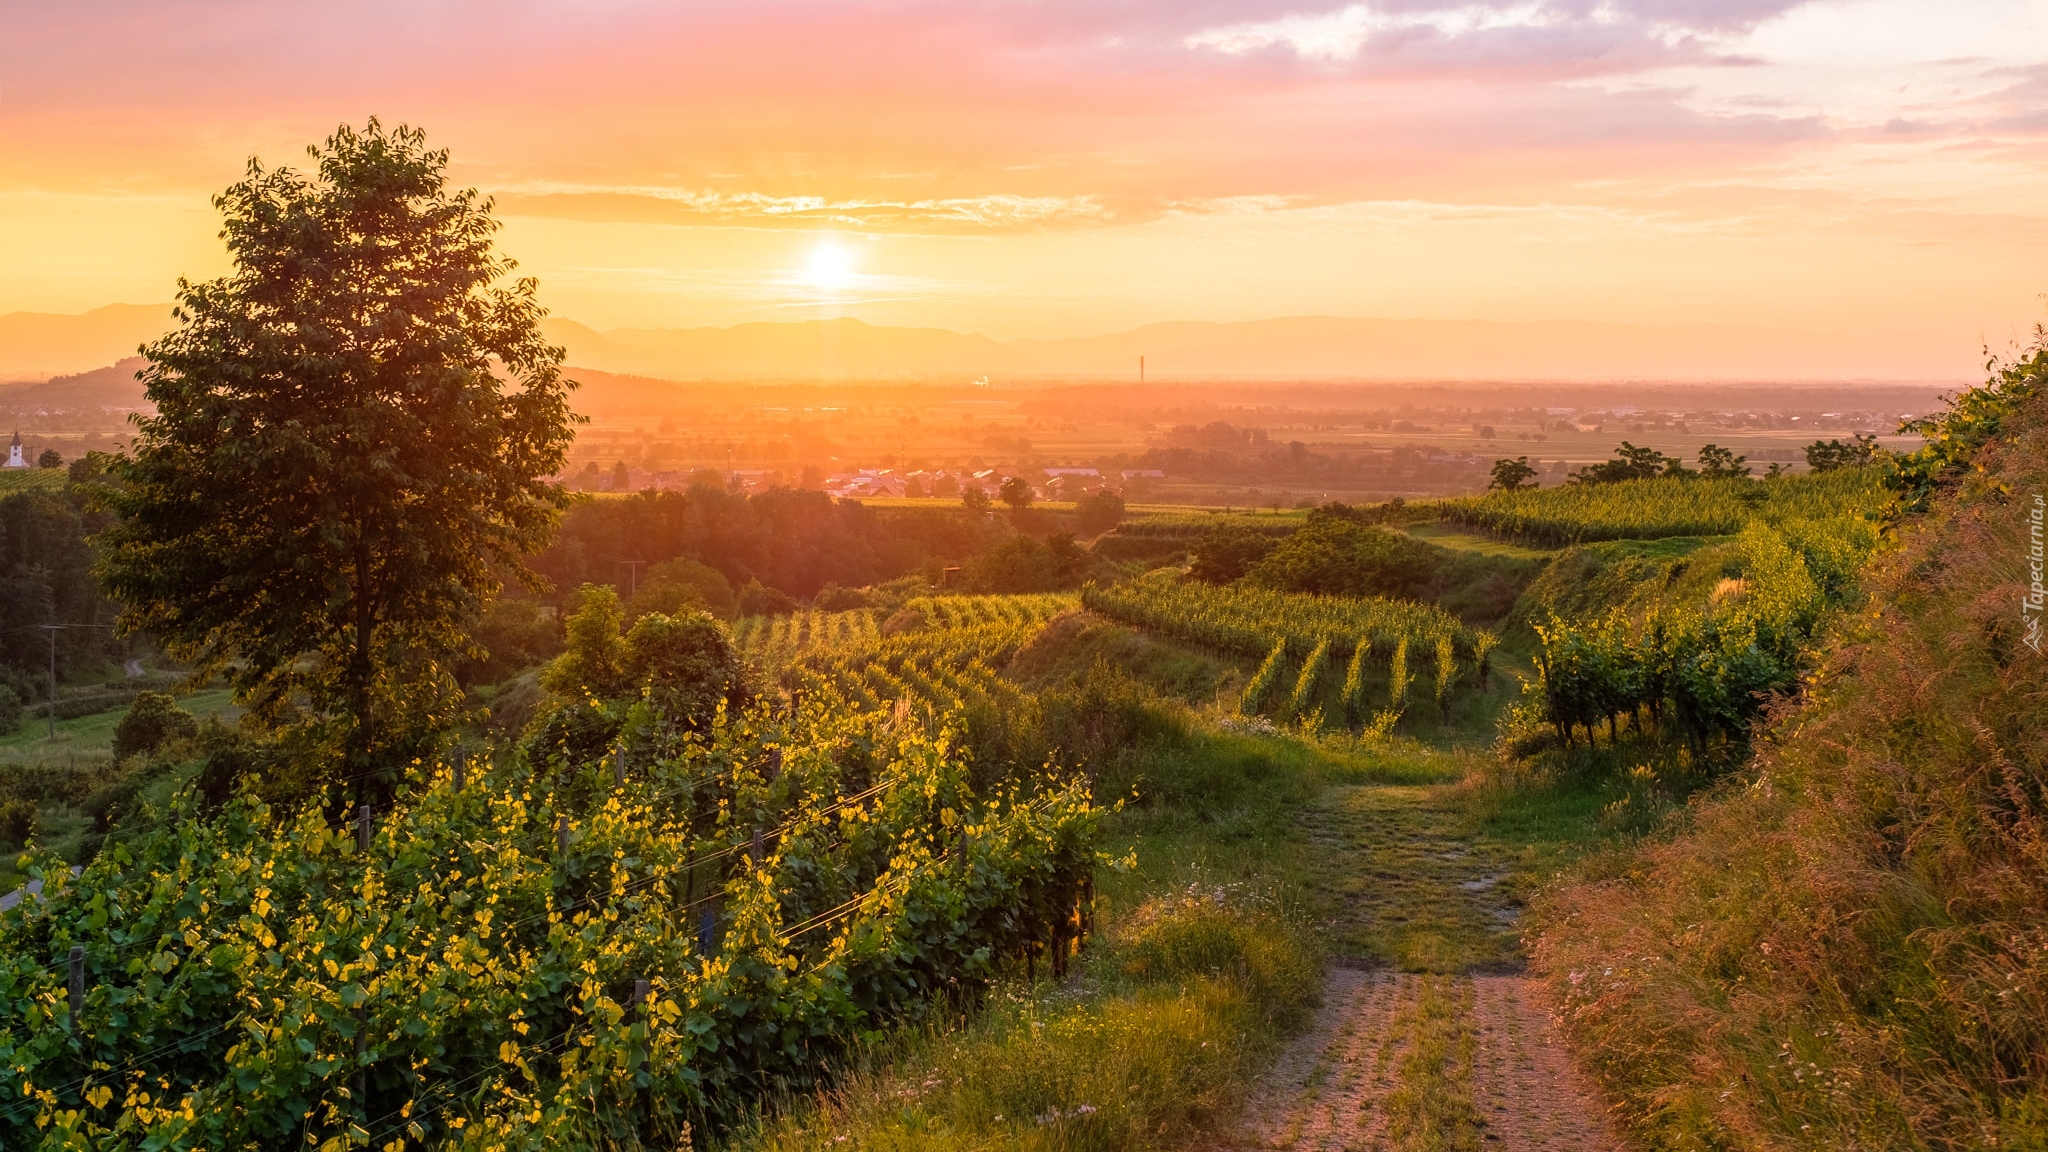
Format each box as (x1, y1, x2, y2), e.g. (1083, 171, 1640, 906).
(1139, 355, 1145, 384)
(42, 626, 57, 740)
(616, 560, 646, 599)
(36, 623, 114, 741)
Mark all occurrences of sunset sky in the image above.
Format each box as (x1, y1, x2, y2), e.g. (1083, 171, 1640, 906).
(5, 0, 2048, 374)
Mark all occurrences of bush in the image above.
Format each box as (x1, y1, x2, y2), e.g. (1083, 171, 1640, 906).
(0, 797, 36, 848)
(965, 533, 1097, 593)
(737, 578, 799, 617)
(811, 582, 871, 612)
(1242, 517, 1439, 601)
(458, 598, 562, 684)
(1074, 490, 1126, 534)
(1186, 528, 1278, 583)
(628, 557, 737, 620)
(110, 691, 199, 762)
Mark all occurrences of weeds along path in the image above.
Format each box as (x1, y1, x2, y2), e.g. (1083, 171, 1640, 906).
(1227, 775, 1622, 1151)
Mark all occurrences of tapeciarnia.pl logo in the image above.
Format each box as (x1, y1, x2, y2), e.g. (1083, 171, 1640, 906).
(2027, 493, 2045, 654)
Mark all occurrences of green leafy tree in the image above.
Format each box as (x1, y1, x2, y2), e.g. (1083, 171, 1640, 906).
(95, 121, 577, 792)
(541, 585, 631, 698)
(1806, 432, 1879, 474)
(1572, 441, 1678, 484)
(34, 448, 60, 470)
(1697, 443, 1751, 479)
(961, 485, 991, 513)
(1489, 456, 1538, 490)
(998, 475, 1035, 510)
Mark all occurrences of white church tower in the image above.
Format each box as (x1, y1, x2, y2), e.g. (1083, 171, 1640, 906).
(3, 432, 24, 470)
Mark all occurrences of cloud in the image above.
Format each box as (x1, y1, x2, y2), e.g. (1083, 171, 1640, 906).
(491, 188, 1114, 232)
(1179, 1, 1804, 74)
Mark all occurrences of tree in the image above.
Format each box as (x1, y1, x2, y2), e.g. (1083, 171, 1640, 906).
(95, 121, 577, 793)
(1697, 443, 1751, 479)
(1571, 441, 1676, 484)
(1074, 489, 1125, 533)
(35, 448, 60, 470)
(998, 475, 1035, 510)
(1489, 456, 1538, 490)
(961, 485, 991, 513)
(1805, 433, 1878, 472)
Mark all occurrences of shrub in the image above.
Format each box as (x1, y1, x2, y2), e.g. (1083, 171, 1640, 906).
(737, 578, 799, 617)
(626, 558, 738, 621)
(110, 691, 199, 762)
(811, 582, 871, 612)
(1074, 490, 1126, 534)
(1242, 517, 1439, 601)
(458, 598, 562, 684)
(1186, 528, 1278, 583)
(0, 798, 36, 848)
(965, 533, 1096, 593)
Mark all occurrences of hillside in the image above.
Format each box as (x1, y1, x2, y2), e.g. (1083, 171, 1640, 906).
(1532, 349, 2048, 1146)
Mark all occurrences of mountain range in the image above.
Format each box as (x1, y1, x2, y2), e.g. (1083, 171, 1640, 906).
(0, 305, 1974, 384)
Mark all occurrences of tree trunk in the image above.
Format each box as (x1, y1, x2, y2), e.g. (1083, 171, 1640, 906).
(350, 542, 375, 794)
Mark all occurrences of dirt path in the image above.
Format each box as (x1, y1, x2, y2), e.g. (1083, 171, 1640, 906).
(1229, 970, 1621, 1151)
(1224, 780, 1624, 1151)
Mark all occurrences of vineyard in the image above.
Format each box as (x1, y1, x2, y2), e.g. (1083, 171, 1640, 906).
(0, 699, 1101, 1148)
(1108, 510, 1305, 540)
(1082, 576, 1495, 727)
(0, 469, 67, 495)
(732, 593, 1074, 675)
(1521, 511, 1881, 754)
(1442, 466, 1888, 548)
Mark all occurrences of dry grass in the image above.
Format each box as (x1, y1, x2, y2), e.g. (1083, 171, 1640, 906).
(1531, 394, 2048, 1148)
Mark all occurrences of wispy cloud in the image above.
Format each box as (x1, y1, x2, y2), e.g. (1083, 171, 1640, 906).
(1187, 3, 1561, 62)
(493, 187, 1112, 232)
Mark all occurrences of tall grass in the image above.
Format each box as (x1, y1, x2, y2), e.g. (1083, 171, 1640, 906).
(730, 889, 1318, 1152)
(1529, 383, 2048, 1148)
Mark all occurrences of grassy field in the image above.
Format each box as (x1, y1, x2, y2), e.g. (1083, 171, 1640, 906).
(1402, 521, 1558, 561)
(0, 687, 235, 754)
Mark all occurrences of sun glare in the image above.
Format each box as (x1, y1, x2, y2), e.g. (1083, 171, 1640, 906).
(803, 240, 856, 293)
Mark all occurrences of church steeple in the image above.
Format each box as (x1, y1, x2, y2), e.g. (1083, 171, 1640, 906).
(4, 432, 23, 470)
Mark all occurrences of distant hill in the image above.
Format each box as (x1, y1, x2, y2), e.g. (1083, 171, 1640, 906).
(542, 318, 1008, 381)
(0, 305, 171, 380)
(542, 315, 1973, 383)
(0, 304, 1974, 385)
(0, 358, 151, 428)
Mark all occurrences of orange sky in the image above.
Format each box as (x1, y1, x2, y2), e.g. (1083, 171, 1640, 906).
(4, 0, 2047, 376)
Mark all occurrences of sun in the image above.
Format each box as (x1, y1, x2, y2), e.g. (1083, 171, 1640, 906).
(803, 240, 856, 292)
